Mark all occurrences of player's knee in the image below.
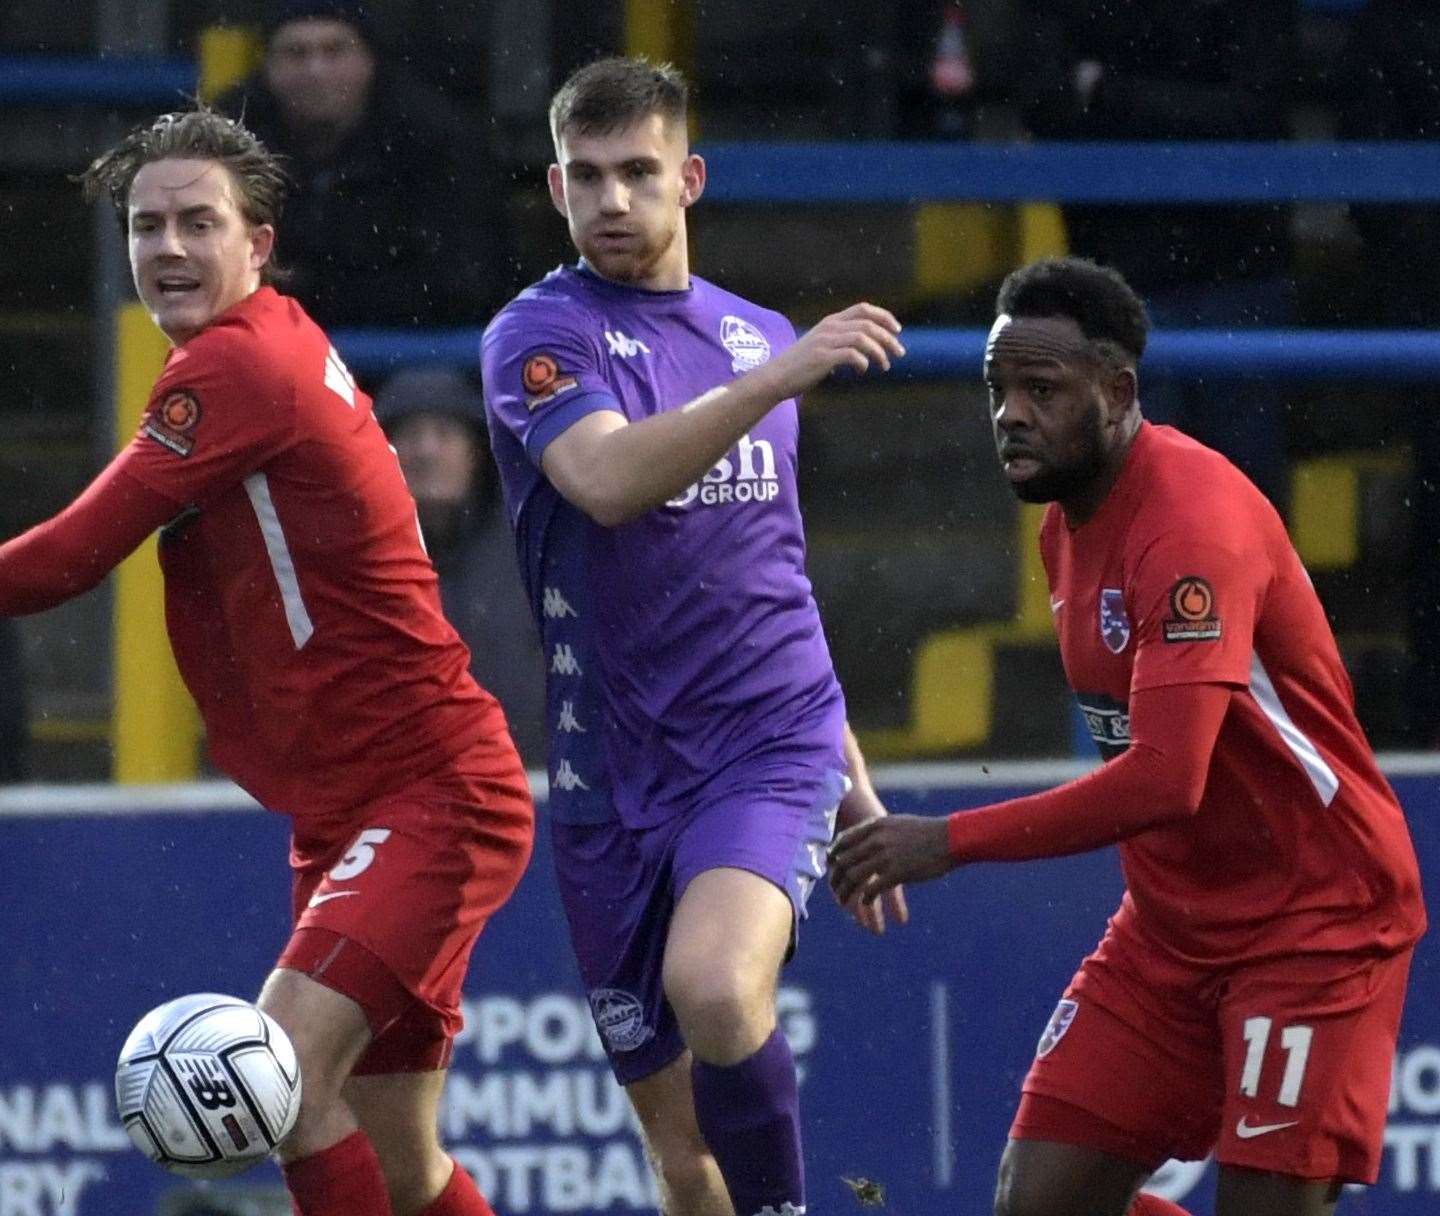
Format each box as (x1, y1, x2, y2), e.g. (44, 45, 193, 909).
(663, 958, 767, 1057)
(257, 972, 370, 1129)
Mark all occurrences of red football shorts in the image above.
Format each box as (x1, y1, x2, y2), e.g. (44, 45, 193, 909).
(276, 748, 533, 1074)
(1012, 921, 1413, 1184)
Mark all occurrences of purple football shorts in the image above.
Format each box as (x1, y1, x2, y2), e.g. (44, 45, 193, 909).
(553, 763, 848, 1085)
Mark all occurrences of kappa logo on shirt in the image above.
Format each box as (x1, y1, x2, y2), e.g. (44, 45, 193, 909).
(522, 352, 579, 411)
(143, 388, 202, 458)
(604, 330, 651, 358)
(1164, 575, 1222, 643)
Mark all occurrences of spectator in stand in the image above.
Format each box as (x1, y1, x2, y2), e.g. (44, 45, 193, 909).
(1010, 0, 1300, 507)
(375, 366, 546, 767)
(1338, 0, 1440, 746)
(216, 0, 515, 328)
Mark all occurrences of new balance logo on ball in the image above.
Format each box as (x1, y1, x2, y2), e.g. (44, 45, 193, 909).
(668, 430, 780, 509)
(605, 330, 651, 358)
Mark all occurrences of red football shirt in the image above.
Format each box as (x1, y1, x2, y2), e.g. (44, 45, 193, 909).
(115, 287, 505, 817)
(1039, 422, 1424, 964)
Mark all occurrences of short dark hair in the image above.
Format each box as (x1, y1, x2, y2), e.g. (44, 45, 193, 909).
(549, 56, 688, 145)
(995, 256, 1150, 365)
(79, 108, 290, 283)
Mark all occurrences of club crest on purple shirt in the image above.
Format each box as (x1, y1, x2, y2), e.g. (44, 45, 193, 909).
(1099, 588, 1131, 653)
(720, 315, 771, 374)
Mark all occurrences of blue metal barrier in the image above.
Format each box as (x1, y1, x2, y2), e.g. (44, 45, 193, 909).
(2, 763, 1436, 1216)
(0, 56, 196, 105)
(4, 58, 1439, 205)
(333, 326, 1440, 382)
(696, 142, 1440, 204)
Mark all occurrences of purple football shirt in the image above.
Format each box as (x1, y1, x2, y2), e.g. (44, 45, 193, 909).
(482, 263, 845, 829)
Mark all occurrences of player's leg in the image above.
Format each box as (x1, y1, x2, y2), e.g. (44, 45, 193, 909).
(258, 966, 393, 1216)
(662, 766, 843, 1216)
(343, 1068, 496, 1216)
(1211, 949, 1413, 1216)
(997, 926, 1223, 1216)
(552, 814, 733, 1215)
(664, 866, 798, 1216)
(626, 1051, 733, 1216)
(1214, 1168, 1339, 1216)
(994, 1136, 1151, 1216)
(277, 756, 532, 1216)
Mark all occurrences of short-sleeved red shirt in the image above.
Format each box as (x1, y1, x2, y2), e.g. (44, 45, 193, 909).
(1042, 422, 1425, 964)
(117, 288, 508, 818)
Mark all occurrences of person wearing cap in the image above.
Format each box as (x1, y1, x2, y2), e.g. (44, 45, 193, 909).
(215, 0, 515, 328)
(375, 365, 546, 765)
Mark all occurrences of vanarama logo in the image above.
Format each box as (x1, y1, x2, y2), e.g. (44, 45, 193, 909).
(667, 431, 780, 509)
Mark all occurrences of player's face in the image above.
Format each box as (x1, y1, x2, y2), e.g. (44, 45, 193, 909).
(390, 412, 480, 509)
(128, 158, 274, 346)
(548, 113, 704, 290)
(984, 315, 1113, 505)
(265, 18, 374, 131)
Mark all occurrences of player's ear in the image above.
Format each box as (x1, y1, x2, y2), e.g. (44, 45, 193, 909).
(249, 223, 275, 274)
(547, 163, 567, 217)
(1105, 366, 1137, 420)
(679, 154, 706, 209)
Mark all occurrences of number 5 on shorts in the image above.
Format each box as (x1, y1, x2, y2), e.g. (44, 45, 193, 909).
(330, 828, 392, 881)
(1239, 1016, 1314, 1106)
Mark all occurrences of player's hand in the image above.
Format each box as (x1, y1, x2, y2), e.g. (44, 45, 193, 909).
(828, 814, 956, 907)
(764, 303, 905, 397)
(830, 785, 910, 935)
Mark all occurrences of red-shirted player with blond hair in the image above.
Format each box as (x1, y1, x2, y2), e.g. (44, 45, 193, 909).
(0, 109, 532, 1216)
(830, 257, 1425, 1216)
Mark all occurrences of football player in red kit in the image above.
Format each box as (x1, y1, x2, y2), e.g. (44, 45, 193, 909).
(830, 257, 1425, 1216)
(0, 110, 532, 1216)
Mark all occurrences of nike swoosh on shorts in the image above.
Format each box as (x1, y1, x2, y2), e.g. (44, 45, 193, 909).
(1234, 1117, 1299, 1139)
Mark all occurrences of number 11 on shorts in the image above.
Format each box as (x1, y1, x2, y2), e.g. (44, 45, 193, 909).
(1239, 1016, 1314, 1106)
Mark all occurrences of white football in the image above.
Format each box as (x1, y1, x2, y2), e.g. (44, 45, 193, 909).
(115, 992, 302, 1178)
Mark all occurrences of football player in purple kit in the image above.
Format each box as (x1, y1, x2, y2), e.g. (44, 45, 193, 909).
(481, 57, 907, 1216)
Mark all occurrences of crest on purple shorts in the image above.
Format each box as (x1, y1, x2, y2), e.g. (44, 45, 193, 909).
(1099, 589, 1131, 654)
(589, 988, 654, 1053)
(1036, 998, 1078, 1058)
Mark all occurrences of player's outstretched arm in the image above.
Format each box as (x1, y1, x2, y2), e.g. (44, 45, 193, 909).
(829, 681, 1234, 906)
(0, 462, 180, 616)
(542, 303, 904, 526)
(832, 722, 909, 935)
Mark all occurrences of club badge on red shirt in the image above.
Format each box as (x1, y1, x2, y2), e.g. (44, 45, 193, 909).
(1099, 588, 1131, 653)
(143, 388, 202, 458)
